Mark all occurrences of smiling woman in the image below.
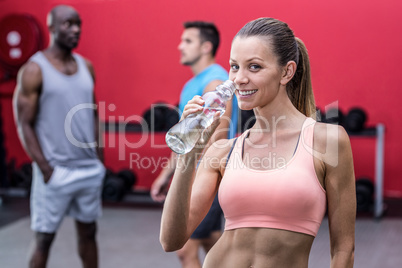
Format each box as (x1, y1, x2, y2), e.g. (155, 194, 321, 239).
(160, 17, 356, 268)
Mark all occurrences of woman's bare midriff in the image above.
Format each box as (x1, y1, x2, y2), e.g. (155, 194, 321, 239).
(203, 228, 315, 268)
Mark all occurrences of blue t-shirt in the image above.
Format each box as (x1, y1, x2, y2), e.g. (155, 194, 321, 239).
(179, 64, 238, 139)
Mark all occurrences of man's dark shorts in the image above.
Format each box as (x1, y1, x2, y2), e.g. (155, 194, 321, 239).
(190, 194, 223, 239)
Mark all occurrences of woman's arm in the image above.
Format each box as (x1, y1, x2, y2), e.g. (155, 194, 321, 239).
(160, 97, 230, 251)
(318, 124, 356, 267)
(159, 147, 201, 251)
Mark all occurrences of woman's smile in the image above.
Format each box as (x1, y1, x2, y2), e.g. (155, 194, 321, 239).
(237, 89, 258, 97)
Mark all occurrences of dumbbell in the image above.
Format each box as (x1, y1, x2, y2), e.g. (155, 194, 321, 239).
(323, 107, 344, 126)
(117, 169, 137, 191)
(102, 170, 125, 201)
(142, 106, 165, 132)
(345, 107, 367, 132)
(163, 107, 180, 131)
(315, 107, 324, 122)
(355, 177, 374, 212)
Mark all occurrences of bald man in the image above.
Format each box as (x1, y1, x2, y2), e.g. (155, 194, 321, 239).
(13, 5, 104, 268)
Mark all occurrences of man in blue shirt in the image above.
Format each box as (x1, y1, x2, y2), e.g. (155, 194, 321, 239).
(151, 21, 238, 267)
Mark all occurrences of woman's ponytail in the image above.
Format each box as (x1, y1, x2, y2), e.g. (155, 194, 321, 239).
(287, 38, 316, 119)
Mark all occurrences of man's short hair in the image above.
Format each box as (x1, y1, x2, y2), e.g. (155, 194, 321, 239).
(184, 21, 220, 57)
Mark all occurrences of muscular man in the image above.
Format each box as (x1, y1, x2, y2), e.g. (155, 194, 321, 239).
(151, 21, 238, 267)
(13, 5, 105, 268)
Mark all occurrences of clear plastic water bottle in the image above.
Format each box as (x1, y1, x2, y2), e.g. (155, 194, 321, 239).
(165, 80, 236, 154)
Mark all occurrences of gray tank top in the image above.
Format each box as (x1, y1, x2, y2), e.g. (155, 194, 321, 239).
(30, 51, 99, 168)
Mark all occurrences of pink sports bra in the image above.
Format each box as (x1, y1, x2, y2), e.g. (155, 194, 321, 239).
(218, 118, 326, 237)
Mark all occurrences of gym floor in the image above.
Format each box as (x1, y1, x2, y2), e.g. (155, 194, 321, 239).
(0, 193, 402, 268)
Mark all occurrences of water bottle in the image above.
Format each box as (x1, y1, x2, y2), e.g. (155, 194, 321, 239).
(165, 80, 236, 154)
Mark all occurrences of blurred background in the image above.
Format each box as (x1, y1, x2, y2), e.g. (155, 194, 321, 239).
(0, 0, 401, 267)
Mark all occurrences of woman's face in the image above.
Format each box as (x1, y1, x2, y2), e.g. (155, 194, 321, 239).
(229, 36, 284, 111)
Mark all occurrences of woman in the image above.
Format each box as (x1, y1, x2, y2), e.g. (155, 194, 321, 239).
(160, 17, 356, 268)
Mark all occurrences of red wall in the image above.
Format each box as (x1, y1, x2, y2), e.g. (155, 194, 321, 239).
(1, 0, 401, 196)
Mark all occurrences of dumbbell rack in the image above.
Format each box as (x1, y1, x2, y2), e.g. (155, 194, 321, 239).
(348, 124, 385, 219)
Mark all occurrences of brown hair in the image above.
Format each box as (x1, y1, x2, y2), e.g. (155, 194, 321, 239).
(235, 18, 316, 118)
(184, 21, 220, 57)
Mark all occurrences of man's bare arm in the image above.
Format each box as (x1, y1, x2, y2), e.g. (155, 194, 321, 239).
(13, 62, 53, 181)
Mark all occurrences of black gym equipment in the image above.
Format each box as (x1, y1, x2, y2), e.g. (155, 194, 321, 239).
(102, 168, 138, 201)
(117, 169, 137, 191)
(323, 107, 344, 126)
(102, 169, 125, 201)
(163, 106, 180, 131)
(7, 161, 32, 192)
(356, 177, 374, 212)
(345, 107, 367, 133)
(315, 107, 324, 123)
(142, 105, 165, 132)
(142, 102, 179, 132)
(0, 14, 44, 77)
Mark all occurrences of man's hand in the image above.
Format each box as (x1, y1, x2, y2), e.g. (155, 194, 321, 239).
(150, 174, 171, 202)
(41, 165, 54, 184)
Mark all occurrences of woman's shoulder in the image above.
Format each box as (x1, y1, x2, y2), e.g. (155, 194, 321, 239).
(205, 137, 238, 158)
(313, 122, 350, 144)
(208, 138, 236, 153)
(201, 137, 239, 174)
(313, 122, 351, 166)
